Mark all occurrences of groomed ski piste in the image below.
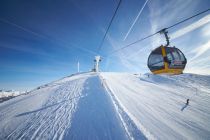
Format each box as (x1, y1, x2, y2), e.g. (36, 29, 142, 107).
(0, 72, 210, 140)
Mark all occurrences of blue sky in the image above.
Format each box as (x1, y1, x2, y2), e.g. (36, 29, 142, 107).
(0, 0, 210, 91)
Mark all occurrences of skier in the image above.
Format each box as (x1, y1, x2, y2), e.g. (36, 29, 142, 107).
(186, 99, 189, 105)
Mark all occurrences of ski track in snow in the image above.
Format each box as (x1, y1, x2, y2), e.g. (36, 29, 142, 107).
(0, 72, 129, 140)
(99, 74, 147, 140)
(0, 73, 92, 140)
(64, 75, 128, 140)
(0, 72, 210, 140)
(11, 80, 84, 140)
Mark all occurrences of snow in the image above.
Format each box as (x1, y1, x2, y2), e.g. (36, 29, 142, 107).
(101, 73, 210, 140)
(65, 75, 128, 140)
(0, 72, 210, 140)
(0, 72, 128, 140)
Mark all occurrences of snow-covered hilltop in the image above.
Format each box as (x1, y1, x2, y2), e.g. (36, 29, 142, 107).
(0, 72, 210, 140)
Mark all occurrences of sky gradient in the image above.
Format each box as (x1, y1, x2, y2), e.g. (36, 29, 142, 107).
(0, 0, 210, 91)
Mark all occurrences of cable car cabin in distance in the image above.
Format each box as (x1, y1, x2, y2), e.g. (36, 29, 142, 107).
(148, 46, 187, 75)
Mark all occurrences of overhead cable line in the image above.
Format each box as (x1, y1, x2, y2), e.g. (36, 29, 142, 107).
(97, 0, 122, 53)
(108, 8, 210, 56)
(166, 8, 210, 29)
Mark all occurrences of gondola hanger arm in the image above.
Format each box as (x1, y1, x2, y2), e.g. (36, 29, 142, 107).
(158, 28, 170, 47)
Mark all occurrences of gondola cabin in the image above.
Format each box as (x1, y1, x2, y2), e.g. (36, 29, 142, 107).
(147, 46, 187, 75)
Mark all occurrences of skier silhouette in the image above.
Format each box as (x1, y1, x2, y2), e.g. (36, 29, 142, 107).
(181, 99, 189, 111)
(186, 99, 189, 105)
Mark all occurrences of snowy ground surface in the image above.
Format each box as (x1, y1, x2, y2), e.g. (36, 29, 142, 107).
(0, 72, 210, 140)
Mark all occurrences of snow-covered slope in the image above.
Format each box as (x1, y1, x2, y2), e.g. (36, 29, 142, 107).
(101, 73, 210, 140)
(0, 72, 210, 140)
(0, 72, 128, 140)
